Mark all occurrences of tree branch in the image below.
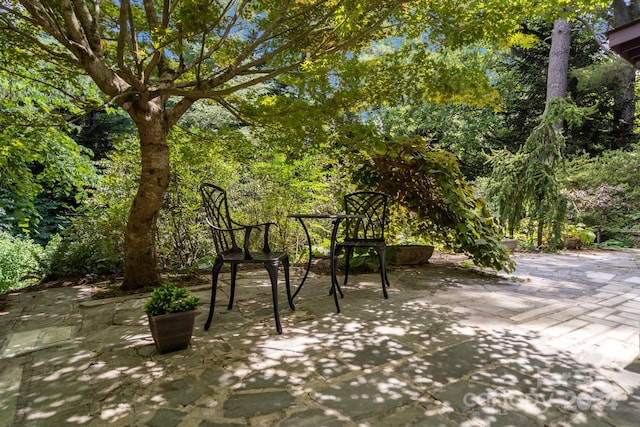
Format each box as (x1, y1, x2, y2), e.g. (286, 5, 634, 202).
(15, 1, 76, 53)
(71, 0, 103, 57)
(116, 0, 143, 89)
(128, 2, 144, 76)
(166, 97, 197, 128)
(575, 15, 614, 57)
(181, 0, 248, 76)
(59, 0, 93, 52)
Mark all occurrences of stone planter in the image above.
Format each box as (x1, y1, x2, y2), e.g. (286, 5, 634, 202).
(562, 237, 581, 250)
(501, 239, 518, 252)
(387, 245, 434, 266)
(148, 310, 197, 354)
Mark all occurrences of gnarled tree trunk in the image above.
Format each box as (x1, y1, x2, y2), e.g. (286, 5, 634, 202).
(121, 99, 171, 290)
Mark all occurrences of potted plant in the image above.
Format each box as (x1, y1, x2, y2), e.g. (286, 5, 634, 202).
(561, 223, 596, 250)
(143, 283, 200, 354)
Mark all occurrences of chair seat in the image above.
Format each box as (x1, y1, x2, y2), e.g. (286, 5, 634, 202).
(219, 251, 289, 263)
(338, 239, 385, 246)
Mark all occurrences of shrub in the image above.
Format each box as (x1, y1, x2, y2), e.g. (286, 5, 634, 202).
(562, 223, 596, 246)
(562, 145, 640, 246)
(44, 231, 124, 279)
(143, 283, 200, 316)
(0, 231, 42, 292)
(44, 136, 136, 278)
(355, 136, 514, 272)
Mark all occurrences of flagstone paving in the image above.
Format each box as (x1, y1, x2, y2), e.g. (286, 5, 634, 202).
(0, 249, 639, 426)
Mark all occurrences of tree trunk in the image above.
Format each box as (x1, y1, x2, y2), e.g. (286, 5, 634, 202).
(537, 221, 544, 250)
(536, 18, 571, 247)
(611, 64, 635, 148)
(121, 99, 171, 290)
(546, 18, 572, 103)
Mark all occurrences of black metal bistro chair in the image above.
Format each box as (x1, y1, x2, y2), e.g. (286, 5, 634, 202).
(200, 183, 294, 334)
(334, 191, 391, 299)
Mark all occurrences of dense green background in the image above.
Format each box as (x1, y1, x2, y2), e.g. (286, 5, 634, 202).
(2, 4, 638, 293)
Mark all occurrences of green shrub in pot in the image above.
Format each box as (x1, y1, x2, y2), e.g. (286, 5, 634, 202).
(143, 283, 200, 316)
(143, 283, 200, 353)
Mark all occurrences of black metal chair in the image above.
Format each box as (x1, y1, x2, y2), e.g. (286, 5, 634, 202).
(334, 191, 391, 299)
(200, 183, 294, 334)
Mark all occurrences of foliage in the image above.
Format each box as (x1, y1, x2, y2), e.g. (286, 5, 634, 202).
(0, 75, 98, 235)
(0, 0, 617, 289)
(158, 124, 349, 270)
(44, 135, 139, 278)
(34, 234, 62, 280)
(1, 0, 419, 290)
(50, 117, 348, 275)
(0, 231, 62, 293)
(561, 223, 596, 245)
(363, 16, 629, 184)
(598, 237, 635, 248)
(401, 0, 609, 49)
(44, 228, 125, 279)
(74, 109, 134, 160)
(0, 231, 42, 292)
(142, 283, 200, 317)
(0, 33, 130, 244)
(569, 58, 639, 152)
(486, 98, 596, 248)
(387, 206, 438, 246)
(563, 184, 625, 242)
(561, 143, 640, 244)
(354, 136, 514, 272)
(0, 0, 611, 290)
(0, 28, 104, 236)
(368, 101, 506, 179)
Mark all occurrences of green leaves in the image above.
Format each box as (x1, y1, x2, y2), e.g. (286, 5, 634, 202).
(485, 97, 596, 248)
(0, 27, 101, 236)
(356, 135, 514, 272)
(0, 231, 42, 292)
(143, 283, 200, 316)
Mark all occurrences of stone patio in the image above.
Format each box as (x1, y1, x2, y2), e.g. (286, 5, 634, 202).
(0, 250, 639, 426)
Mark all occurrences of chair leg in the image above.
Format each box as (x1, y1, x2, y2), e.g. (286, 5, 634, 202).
(376, 247, 389, 299)
(332, 279, 341, 313)
(342, 246, 352, 289)
(205, 260, 223, 330)
(383, 245, 391, 288)
(283, 257, 295, 311)
(228, 263, 238, 310)
(329, 248, 342, 313)
(329, 246, 344, 298)
(264, 261, 283, 334)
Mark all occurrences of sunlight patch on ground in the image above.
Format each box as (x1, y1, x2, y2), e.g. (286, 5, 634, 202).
(373, 326, 406, 336)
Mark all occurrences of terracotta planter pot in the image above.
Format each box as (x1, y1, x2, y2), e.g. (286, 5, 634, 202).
(147, 310, 197, 354)
(387, 245, 434, 265)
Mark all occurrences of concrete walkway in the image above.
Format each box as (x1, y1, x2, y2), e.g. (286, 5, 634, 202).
(0, 250, 639, 426)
